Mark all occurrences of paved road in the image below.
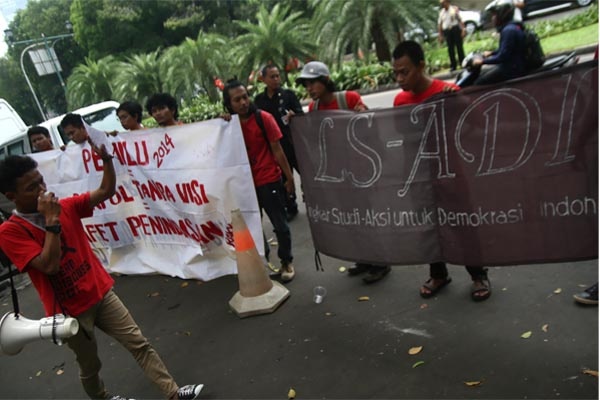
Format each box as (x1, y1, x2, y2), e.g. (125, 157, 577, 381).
(0, 186, 597, 400)
(0, 49, 597, 400)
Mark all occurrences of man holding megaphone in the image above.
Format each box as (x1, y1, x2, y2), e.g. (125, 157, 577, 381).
(0, 126, 203, 400)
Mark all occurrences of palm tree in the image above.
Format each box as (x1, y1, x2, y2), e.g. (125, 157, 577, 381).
(66, 56, 117, 109)
(160, 32, 232, 103)
(309, 0, 438, 65)
(111, 50, 167, 108)
(233, 3, 316, 84)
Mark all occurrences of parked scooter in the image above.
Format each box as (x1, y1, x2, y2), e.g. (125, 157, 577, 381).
(455, 51, 579, 88)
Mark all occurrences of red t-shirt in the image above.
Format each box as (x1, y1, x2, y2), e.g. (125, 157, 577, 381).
(308, 90, 365, 111)
(240, 110, 283, 187)
(393, 79, 460, 107)
(0, 193, 114, 317)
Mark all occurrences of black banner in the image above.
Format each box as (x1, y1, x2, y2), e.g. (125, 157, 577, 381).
(291, 62, 598, 266)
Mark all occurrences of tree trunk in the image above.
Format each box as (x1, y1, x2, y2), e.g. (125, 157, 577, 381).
(371, 20, 391, 63)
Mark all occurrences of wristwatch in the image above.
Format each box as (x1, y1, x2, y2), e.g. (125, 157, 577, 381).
(45, 224, 61, 234)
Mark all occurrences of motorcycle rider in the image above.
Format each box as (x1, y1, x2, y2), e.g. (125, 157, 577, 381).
(472, 0, 526, 85)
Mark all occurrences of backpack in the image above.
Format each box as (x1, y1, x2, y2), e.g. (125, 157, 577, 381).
(313, 91, 348, 110)
(522, 26, 545, 71)
(254, 109, 269, 146)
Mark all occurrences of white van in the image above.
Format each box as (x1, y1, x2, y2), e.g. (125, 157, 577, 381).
(0, 98, 31, 159)
(40, 100, 122, 148)
(0, 100, 123, 157)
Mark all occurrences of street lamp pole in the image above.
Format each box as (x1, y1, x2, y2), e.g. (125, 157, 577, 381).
(19, 42, 47, 120)
(4, 23, 74, 121)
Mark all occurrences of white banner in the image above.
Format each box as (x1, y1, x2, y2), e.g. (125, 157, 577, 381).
(31, 117, 261, 281)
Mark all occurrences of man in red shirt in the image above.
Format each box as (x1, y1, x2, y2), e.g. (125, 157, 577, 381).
(392, 40, 491, 301)
(223, 80, 297, 282)
(296, 62, 391, 284)
(0, 147, 203, 399)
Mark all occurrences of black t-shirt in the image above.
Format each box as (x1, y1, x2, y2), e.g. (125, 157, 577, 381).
(254, 88, 304, 138)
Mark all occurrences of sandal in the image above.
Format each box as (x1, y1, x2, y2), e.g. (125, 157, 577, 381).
(471, 277, 492, 302)
(420, 277, 452, 298)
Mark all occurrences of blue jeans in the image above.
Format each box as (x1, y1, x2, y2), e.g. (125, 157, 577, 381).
(256, 180, 293, 264)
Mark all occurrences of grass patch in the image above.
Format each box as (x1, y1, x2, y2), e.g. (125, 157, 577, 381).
(540, 24, 598, 54)
(424, 23, 598, 74)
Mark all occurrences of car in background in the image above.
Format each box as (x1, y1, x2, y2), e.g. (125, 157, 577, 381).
(460, 9, 483, 35)
(40, 100, 121, 148)
(405, 8, 482, 43)
(0, 98, 31, 159)
(483, 0, 595, 23)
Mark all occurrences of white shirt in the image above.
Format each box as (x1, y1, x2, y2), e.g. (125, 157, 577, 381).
(438, 5, 461, 31)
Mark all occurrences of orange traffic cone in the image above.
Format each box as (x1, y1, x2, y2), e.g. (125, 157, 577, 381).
(229, 209, 290, 318)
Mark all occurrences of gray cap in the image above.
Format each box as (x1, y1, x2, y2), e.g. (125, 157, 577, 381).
(295, 61, 330, 85)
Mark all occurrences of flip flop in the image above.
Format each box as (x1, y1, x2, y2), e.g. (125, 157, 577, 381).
(420, 277, 452, 298)
(471, 277, 492, 302)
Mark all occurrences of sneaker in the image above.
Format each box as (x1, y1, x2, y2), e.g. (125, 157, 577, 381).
(281, 262, 296, 282)
(362, 265, 391, 284)
(573, 283, 598, 305)
(177, 384, 204, 400)
(108, 396, 135, 400)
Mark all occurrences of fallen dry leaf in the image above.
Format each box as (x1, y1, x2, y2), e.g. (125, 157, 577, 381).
(408, 346, 423, 355)
(288, 387, 296, 399)
(464, 380, 483, 387)
(553, 288, 562, 294)
(339, 266, 347, 273)
(521, 331, 533, 339)
(56, 369, 64, 376)
(412, 361, 425, 368)
(35, 371, 42, 377)
(541, 324, 549, 332)
(420, 303, 428, 309)
(582, 369, 599, 377)
(358, 296, 370, 301)
(180, 282, 189, 288)
(148, 292, 160, 297)
(502, 287, 508, 291)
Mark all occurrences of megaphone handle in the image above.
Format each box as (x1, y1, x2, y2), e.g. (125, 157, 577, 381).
(6, 257, 20, 318)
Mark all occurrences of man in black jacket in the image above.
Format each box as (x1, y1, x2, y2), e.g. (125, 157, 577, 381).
(255, 64, 304, 221)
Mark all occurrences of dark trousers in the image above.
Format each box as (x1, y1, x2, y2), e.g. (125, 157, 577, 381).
(474, 64, 516, 85)
(256, 180, 292, 264)
(430, 262, 487, 280)
(280, 135, 299, 214)
(444, 26, 465, 70)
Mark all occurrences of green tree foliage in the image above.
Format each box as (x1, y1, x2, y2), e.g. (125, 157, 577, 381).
(111, 50, 168, 108)
(3, 0, 85, 119)
(233, 4, 316, 85)
(66, 56, 116, 108)
(309, 0, 438, 65)
(69, 0, 212, 60)
(161, 32, 232, 103)
(0, 57, 43, 124)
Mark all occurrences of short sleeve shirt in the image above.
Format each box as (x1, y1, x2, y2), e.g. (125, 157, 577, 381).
(240, 111, 283, 187)
(308, 91, 365, 111)
(393, 79, 460, 107)
(0, 193, 114, 316)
